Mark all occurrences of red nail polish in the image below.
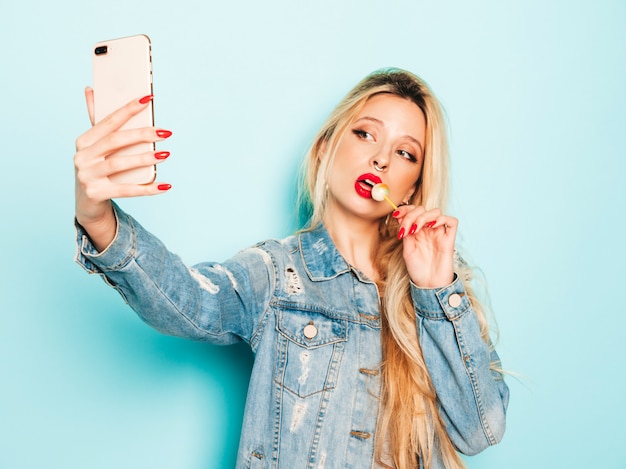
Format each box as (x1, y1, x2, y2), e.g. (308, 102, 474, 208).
(392, 210, 400, 218)
(397, 227, 405, 240)
(425, 221, 437, 228)
(157, 184, 172, 191)
(156, 129, 172, 139)
(154, 151, 170, 160)
(409, 223, 417, 235)
(139, 95, 154, 104)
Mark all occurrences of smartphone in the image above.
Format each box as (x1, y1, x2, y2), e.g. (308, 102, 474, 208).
(92, 34, 156, 185)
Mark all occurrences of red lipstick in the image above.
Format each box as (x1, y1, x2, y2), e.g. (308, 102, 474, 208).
(355, 173, 382, 199)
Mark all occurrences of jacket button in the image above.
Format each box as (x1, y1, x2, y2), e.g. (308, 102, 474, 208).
(448, 293, 462, 308)
(303, 323, 318, 339)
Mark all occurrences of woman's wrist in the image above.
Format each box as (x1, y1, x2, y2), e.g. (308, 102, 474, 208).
(75, 202, 117, 252)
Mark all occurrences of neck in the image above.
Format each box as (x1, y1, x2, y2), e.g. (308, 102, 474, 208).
(322, 209, 381, 281)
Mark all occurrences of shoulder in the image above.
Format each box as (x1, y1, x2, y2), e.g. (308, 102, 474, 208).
(231, 233, 301, 271)
(252, 232, 301, 256)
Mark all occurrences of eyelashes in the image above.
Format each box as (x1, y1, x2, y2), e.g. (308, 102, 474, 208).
(352, 129, 372, 140)
(352, 128, 418, 163)
(397, 149, 417, 163)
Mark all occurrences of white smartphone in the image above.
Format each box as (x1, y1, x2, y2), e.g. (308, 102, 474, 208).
(92, 34, 156, 185)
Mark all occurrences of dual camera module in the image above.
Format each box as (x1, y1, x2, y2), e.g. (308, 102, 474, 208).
(94, 46, 108, 55)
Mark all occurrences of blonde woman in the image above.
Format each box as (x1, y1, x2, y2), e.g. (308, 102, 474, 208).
(74, 68, 508, 468)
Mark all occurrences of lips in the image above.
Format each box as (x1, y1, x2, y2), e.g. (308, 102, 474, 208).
(355, 173, 382, 199)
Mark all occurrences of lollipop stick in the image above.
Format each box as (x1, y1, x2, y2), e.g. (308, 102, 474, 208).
(383, 195, 398, 210)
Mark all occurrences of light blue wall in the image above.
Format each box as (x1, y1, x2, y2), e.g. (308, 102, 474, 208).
(1, 1, 624, 468)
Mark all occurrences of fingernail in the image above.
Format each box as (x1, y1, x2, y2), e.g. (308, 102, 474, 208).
(154, 151, 170, 160)
(157, 184, 172, 191)
(156, 129, 172, 139)
(139, 95, 154, 104)
(397, 227, 405, 240)
(409, 223, 418, 235)
(425, 221, 437, 228)
(392, 210, 400, 218)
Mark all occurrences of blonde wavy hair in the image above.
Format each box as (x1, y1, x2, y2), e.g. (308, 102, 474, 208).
(298, 68, 493, 468)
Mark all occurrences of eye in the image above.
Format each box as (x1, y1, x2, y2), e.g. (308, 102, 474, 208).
(352, 129, 374, 141)
(397, 149, 417, 163)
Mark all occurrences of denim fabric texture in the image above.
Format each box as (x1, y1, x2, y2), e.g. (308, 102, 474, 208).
(75, 204, 509, 468)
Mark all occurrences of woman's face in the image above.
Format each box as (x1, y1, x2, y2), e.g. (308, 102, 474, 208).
(326, 93, 426, 222)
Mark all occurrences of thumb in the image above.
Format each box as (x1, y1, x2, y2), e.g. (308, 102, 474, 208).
(85, 87, 95, 126)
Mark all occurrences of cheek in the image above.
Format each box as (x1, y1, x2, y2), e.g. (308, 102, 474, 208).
(328, 148, 355, 177)
(409, 163, 424, 185)
(334, 138, 363, 163)
(397, 166, 422, 196)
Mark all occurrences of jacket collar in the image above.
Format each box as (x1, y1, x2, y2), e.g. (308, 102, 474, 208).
(299, 224, 351, 281)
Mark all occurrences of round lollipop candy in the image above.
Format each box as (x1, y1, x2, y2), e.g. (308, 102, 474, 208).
(371, 183, 389, 201)
(371, 183, 398, 210)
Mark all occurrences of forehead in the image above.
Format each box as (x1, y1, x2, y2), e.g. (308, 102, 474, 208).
(356, 93, 426, 141)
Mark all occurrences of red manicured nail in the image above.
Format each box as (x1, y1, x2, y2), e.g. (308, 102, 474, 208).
(397, 227, 405, 240)
(157, 184, 172, 191)
(156, 129, 172, 139)
(154, 151, 170, 160)
(425, 221, 437, 228)
(139, 95, 154, 104)
(392, 210, 400, 218)
(409, 223, 418, 235)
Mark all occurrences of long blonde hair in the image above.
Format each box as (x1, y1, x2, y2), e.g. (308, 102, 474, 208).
(299, 68, 494, 468)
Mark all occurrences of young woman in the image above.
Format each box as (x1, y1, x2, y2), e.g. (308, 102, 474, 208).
(74, 68, 508, 469)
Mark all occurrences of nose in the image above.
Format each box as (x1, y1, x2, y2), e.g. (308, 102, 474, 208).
(370, 142, 391, 172)
(372, 157, 388, 173)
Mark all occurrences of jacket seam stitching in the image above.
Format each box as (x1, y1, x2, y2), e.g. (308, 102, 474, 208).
(453, 317, 497, 446)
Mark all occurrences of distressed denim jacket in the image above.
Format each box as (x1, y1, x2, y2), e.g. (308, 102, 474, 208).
(75, 204, 509, 469)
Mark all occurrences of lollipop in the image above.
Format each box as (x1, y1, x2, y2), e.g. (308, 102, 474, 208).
(371, 183, 397, 210)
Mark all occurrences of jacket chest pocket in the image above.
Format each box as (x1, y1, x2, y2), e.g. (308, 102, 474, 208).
(275, 308, 348, 398)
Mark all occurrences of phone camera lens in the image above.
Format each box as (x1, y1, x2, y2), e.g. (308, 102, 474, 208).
(94, 46, 108, 55)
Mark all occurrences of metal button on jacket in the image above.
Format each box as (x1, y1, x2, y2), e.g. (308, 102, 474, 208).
(448, 293, 462, 308)
(303, 322, 318, 339)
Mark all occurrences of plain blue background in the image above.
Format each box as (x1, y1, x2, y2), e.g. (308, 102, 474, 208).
(1, 1, 625, 468)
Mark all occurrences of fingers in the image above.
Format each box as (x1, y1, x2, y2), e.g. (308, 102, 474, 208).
(76, 149, 170, 192)
(76, 94, 155, 151)
(103, 149, 170, 179)
(77, 178, 172, 207)
(75, 145, 172, 211)
(74, 127, 171, 188)
(393, 206, 458, 240)
(81, 126, 172, 161)
(109, 182, 172, 199)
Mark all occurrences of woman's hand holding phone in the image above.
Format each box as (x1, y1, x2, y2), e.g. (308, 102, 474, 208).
(73, 88, 173, 251)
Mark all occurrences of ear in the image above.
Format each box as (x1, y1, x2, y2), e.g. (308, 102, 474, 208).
(317, 139, 328, 161)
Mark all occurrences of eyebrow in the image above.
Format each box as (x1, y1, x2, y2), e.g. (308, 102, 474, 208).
(354, 116, 425, 156)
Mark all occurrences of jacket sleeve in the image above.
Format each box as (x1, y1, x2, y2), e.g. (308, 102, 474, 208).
(411, 276, 509, 455)
(74, 203, 275, 346)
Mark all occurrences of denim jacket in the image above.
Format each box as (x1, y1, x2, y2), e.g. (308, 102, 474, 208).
(75, 204, 508, 469)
